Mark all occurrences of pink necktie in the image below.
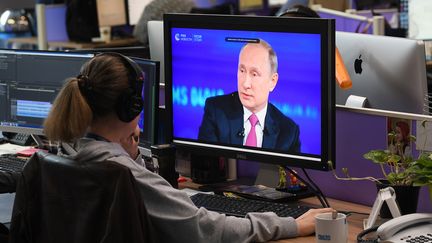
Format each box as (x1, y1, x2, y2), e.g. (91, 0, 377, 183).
(245, 113, 258, 147)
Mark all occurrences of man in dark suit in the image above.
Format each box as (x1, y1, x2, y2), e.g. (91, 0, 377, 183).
(198, 39, 301, 153)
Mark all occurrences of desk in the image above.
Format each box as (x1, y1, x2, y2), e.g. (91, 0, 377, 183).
(179, 179, 371, 243)
(7, 37, 140, 50)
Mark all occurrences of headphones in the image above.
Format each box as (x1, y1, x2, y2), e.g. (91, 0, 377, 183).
(277, 6, 321, 18)
(97, 52, 145, 123)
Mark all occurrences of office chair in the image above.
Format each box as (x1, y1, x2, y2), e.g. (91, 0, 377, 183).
(9, 151, 155, 243)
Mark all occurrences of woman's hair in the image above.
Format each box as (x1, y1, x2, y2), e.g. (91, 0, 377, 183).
(43, 54, 130, 142)
(395, 121, 410, 144)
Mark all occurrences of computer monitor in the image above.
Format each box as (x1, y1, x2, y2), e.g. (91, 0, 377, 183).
(238, 0, 264, 12)
(316, 8, 374, 34)
(96, 0, 127, 27)
(148, 20, 165, 84)
(335, 31, 428, 115)
(68, 46, 150, 60)
(0, 50, 93, 135)
(164, 14, 335, 170)
(130, 57, 160, 154)
(353, 8, 399, 28)
(45, 4, 69, 42)
(126, 0, 152, 26)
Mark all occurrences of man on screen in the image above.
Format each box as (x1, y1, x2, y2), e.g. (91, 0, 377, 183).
(198, 39, 301, 152)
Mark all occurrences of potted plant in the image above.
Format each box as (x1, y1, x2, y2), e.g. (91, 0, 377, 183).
(330, 120, 432, 217)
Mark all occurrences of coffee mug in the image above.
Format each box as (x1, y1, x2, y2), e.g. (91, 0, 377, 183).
(315, 212, 348, 243)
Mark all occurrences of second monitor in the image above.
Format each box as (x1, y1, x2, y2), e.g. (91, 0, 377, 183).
(336, 32, 428, 115)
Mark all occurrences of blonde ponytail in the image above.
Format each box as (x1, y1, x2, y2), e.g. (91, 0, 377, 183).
(43, 78, 92, 142)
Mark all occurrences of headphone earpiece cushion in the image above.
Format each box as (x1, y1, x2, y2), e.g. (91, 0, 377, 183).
(116, 89, 144, 122)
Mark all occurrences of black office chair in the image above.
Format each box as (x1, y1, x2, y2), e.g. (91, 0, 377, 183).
(9, 151, 155, 243)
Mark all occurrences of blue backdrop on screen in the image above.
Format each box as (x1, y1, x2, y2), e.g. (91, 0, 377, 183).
(171, 28, 322, 155)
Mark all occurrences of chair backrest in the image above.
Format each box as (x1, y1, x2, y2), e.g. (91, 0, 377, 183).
(10, 151, 154, 243)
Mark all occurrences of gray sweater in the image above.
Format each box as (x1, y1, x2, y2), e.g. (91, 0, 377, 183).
(133, 0, 195, 44)
(60, 138, 298, 242)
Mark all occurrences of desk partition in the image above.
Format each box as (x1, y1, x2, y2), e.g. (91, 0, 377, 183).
(238, 106, 432, 213)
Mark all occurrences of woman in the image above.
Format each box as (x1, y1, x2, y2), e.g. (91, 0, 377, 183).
(388, 121, 412, 159)
(44, 53, 333, 242)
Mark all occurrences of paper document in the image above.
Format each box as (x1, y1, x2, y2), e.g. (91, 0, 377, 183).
(0, 143, 32, 155)
(181, 188, 214, 197)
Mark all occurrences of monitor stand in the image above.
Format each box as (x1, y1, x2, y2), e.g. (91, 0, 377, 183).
(31, 134, 45, 148)
(345, 95, 368, 108)
(199, 161, 315, 202)
(254, 163, 280, 187)
(190, 154, 228, 184)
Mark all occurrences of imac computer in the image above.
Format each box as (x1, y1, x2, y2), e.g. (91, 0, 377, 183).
(335, 31, 428, 115)
(148, 20, 165, 84)
(0, 50, 93, 136)
(164, 14, 335, 171)
(95, 0, 127, 41)
(96, 0, 127, 27)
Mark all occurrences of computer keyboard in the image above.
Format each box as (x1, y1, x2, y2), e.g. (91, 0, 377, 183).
(190, 193, 312, 218)
(0, 154, 28, 173)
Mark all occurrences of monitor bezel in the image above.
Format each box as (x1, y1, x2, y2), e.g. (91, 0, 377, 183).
(164, 13, 335, 171)
(129, 57, 161, 149)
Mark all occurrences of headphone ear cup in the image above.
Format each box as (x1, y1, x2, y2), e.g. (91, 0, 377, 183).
(116, 90, 143, 122)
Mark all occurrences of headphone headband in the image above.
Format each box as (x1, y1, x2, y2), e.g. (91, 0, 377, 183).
(95, 52, 145, 122)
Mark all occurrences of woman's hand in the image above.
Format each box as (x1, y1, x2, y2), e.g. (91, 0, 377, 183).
(295, 208, 336, 236)
(120, 126, 140, 160)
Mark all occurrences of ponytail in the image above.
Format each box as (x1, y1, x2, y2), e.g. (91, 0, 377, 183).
(43, 78, 92, 142)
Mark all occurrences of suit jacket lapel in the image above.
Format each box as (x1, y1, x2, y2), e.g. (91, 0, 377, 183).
(262, 106, 279, 149)
(228, 92, 244, 145)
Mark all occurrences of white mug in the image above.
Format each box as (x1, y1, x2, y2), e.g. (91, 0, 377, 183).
(99, 26, 111, 42)
(315, 212, 348, 243)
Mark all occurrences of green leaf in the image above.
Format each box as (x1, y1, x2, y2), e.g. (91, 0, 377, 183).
(363, 150, 390, 164)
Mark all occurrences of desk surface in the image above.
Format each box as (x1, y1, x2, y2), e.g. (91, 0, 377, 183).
(271, 197, 370, 242)
(7, 37, 140, 50)
(179, 179, 371, 243)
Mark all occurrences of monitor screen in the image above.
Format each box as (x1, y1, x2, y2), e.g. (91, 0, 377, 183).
(130, 57, 160, 151)
(0, 50, 93, 135)
(126, 0, 152, 26)
(96, 0, 127, 27)
(45, 4, 69, 42)
(335, 32, 428, 115)
(164, 14, 335, 170)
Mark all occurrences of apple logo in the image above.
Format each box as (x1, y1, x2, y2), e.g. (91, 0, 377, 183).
(354, 55, 363, 74)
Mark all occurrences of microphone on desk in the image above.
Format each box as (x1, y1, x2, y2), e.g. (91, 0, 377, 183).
(237, 129, 245, 137)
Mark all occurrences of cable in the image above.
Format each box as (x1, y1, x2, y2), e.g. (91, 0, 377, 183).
(284, 166, 330, 208)
(340, 210, 370, 217)
(301, 168, 331, 208)
(357, 225, 379, 243)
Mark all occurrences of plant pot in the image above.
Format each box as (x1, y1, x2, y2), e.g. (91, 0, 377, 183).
(376, 180, 420, 218)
